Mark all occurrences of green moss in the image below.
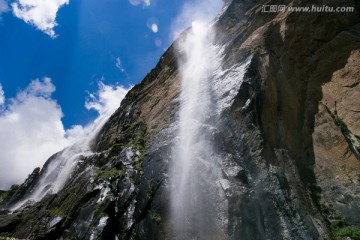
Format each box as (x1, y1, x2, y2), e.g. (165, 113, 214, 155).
(50, 181, 89, 219)
(106, 120, 147, 180)
(94, 199, 107, 212)
(44, 205, 72, 226)
(45, 208, 67, 217)
(95, 167, 126, 182)
(320, 203, 347, 229)
(334, 226, 360, 240)
(125, 121, 146, 173)
(122, 121, 144, 132)
(320, 203, 330, 214)
(321, 203, 360, 240)
(90, 200, 112, 228)
(111, 143, 123, 148)
(248, 44, 261, 54)
(0, 192, 8, 200)
(14, 180, 92, 235)
(10, 184, 20, 192)
(0, 184, 20, 201)
(334, 115, 350, 135)
(133, 159, 143, 172)
(163, 65, 170, 72)
(129, 176, 135, 185)
(15, 214, 22, 221)
(150, 211, 162, 224)
(127, 87, 140, 97)
(130, 134, 145, 151)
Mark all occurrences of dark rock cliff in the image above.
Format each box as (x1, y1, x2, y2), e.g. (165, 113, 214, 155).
(1, 0, 360, 239)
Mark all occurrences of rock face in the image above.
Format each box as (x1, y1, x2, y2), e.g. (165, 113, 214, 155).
(314, 49, 360, 230)
(1, 0, 360, 239)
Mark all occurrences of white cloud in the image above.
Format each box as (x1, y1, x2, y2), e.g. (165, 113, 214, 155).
(171, 0, 223, 40)
(86, 82, 128, 116)
(17, 77, 55, 100)
(115, 57, 125, 72)
(0, 78, 130, 190)
(12, 0, 69, 38)
(67, 82, 130, 143)
(0, 78, 68, 189)
(0, 84, 4, 105)
(0, 0, 9, 19)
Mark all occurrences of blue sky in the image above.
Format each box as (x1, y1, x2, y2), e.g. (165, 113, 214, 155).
(0, 0, 223, 189)
(1, 0, 189, 127)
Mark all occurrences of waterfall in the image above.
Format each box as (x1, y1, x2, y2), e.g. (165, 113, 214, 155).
(170, 21, 225, 239)
(9, 107, 115, 211)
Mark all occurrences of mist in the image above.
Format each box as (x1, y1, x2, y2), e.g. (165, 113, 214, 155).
(169, 20, 225, 238)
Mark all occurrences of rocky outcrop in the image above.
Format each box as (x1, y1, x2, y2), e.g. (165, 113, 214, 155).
(1, 0, 360, 239)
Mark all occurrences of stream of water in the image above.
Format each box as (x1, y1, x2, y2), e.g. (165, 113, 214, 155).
(170, 21, 225, 239)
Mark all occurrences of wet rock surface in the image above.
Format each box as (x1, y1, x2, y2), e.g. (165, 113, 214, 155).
(1, 0, 360, 239)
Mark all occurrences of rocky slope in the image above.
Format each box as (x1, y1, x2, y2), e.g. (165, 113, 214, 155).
(1, 0, 360, 239)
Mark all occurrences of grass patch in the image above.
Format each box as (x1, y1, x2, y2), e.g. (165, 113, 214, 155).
(321, 203, 360, 240)
(334, 226, 360, 240)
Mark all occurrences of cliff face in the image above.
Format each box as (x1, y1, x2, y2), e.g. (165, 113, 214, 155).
(1, 0, 360, 239)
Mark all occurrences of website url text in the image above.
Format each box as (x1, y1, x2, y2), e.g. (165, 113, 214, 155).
(261, 5, 355, 13)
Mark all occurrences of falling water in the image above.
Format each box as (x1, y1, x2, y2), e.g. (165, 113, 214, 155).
(170, 21, 225, 239)
(9, 107, 116, 211)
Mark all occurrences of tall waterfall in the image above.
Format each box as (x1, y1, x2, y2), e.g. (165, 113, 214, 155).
(170, 21, 225, 239)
